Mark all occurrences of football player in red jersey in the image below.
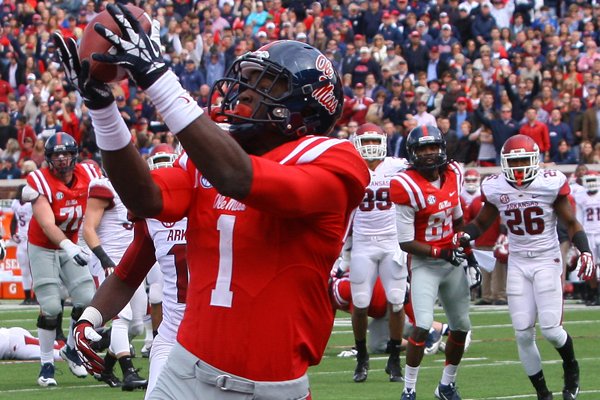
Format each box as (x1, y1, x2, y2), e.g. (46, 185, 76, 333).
(390, 125, 472, 400)
(54, 4, 369, 400)
(24, 132, 101, 387)
(455, 135, 590, 400)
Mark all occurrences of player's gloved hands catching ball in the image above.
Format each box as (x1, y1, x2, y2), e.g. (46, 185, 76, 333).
(92, 3, 167, 90)
(73, 319, 104, 375)
(52, 32, 114, 110)
(431, 246, 466, 267)
(577, 252, 595, 281)
(59, 239, 90, 266)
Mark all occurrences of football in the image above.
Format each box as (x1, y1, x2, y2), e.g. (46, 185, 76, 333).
(79, 4, 152, 83)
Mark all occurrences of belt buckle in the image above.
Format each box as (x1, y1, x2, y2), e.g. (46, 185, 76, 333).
(215, 374, 232, 391)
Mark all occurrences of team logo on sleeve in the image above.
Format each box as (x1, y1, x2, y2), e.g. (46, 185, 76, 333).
(56, 192, 64, 200)
(200, 176, 213, 189)
(500, 194, 510, 204)
(427, 195, 436, 205)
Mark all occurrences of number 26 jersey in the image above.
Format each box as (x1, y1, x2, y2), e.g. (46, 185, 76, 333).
(481, 169, 569, 254)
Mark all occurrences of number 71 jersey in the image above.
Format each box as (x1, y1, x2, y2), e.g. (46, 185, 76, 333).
(352, 157, 408, 236)
(481, 169, 569, 254)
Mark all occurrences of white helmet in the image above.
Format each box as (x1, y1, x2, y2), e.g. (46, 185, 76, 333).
(582, 171, 600, 193)
(500, 135, 540, 186)
(352, 123, 387, 160)
(147, 144, 177, 170)
(464, 169, 480, 194)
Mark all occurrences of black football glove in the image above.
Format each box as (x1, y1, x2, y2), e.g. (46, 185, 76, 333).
(52, 32, 115, 110)
(464, 251, 482, 289)
(93, 3, 167, 90)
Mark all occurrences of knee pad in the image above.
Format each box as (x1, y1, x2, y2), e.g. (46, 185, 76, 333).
(540, 326, 567, 348)
(148, 282, 163, 305)
(351, 293, 371, 309)
(515, 327, 535, 348)
(37, 315, 59, 330)
(386, 288, 405, 309)
(71, 306, 84, 321)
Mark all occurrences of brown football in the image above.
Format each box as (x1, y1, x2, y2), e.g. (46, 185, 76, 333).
(79, 4, 152, 83)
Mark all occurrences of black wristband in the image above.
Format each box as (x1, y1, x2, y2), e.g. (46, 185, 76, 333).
(463, 224, 482, 241)
(572, 231, 591, 254)
(91, 245, 116, 269)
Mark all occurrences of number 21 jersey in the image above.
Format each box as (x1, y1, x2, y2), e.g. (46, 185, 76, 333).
(481, 169, 569, 254)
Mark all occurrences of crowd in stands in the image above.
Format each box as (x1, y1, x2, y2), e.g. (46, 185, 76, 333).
(1, 0, 600, 179)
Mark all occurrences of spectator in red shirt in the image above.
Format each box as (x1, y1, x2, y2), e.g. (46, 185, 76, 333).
(0, 77, 14, 106)
(520, 107, 550, 162)
(346, 83, 374, 125)
(58, 99, 81, 144)
(15, 116, 37, 148)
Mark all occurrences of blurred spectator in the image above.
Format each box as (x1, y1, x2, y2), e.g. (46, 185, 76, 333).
(351, 47, 381, 86)
(346, 83, 373, 125)
(116, 95, 136, 129)
(552, 139, 578, 165)
(20, 159, 38, 177)
(0, 111, 17, 150)
(0, 157, 21, 179)
(414, 100, 437, 127)
(547, 109, 574, 160)
(365, 90, 387, 125)
(246, 1, 269, 35)
(475, 104, 519, 163)
(204, 51, 225, 88)
(448, 96, 473, 132)
(29, 138, 46, 167)
(15, 116, 36, 148)
(583, 93, 600, 145)
(1, 52, 25, 91)
(37, 111, 62, 140)
(57, 100, 81, 144)
(0, 76, 14, 106)
(579, 140, 595, 164)
(404, 31, 428, 75)
(519, 107, 550, 162)
(472, 3, 496, 46)
(2, 139, 21, 164)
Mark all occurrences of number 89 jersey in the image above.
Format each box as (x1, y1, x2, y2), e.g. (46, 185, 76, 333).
(390, 161, 463, 247)
(481, 169, 569, 254)
(352, 157, 408, 236)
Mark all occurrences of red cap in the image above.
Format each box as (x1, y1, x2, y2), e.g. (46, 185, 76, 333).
(457, 96, 468, 103)
(429, 45, 439, 52)
(404, 91, 415, 97)
(354, 34, 364, 40)
(25, 43, 34, 50)
(233, 21, 244, 30)
(355, 82, 365, 88)
(391, 9, 400, 15)
(410, 31, 420, 37)
(382, 12, 391, 18)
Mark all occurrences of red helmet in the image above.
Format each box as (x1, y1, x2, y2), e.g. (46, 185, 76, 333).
(353, 123, 387, 160)
(582, 171, 600, 193)
(500, 135, 539, 186)
(464, 169, 480, 193)
(147, 144, 177, 170)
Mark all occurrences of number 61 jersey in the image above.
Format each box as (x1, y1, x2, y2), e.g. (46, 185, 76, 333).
(352, 157, 408, 236)
(481, 169, 570, 254)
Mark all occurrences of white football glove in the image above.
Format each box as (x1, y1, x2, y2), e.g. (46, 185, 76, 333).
(577, 252, 595, 281)
(59, 239, 90, 266)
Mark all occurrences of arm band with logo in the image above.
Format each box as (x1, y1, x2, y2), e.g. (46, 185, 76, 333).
(572, 230, 591, 254)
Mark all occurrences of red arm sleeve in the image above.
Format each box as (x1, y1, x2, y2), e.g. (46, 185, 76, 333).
(558, 180, 571, 197)
(114, 220, 157, 289)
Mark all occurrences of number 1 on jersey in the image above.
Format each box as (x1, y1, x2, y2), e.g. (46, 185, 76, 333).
(210, 215, 235, 308)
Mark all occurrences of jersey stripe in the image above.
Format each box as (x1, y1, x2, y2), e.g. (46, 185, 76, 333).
(177, 153, 189, 171)
(279, 136, 326, 165)
(30, 170, 53, 203)
(80, 163, 98, 180)
(295, 139, 343, 165)
(447, 161, 463, 191)
(392, 175, 418, 209)
(396, 173, 427, 209)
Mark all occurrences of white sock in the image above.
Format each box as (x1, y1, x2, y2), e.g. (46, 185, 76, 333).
(109, 319, 131, 355)
(38, 328, 56, 365)
(404, 365, 420, 390)
(143, 315, 153, 347)
(66, 318, 76, 348)
(440, 363, 459, 385)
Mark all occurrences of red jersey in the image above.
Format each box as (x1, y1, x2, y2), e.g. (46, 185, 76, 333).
(26, 163, 101, 249)
(519, 121, 550, 153)
(390, 161, 463, 247)
(135, 136, 369, 381)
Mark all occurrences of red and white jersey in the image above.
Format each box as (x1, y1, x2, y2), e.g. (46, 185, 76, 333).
(10, 199, 32, 241)
(353, 157, 408, 236)
(481, 169, 569, 254)
(573, 190, 600, 235)
(26, 163, 101, 249)
(460, 188, 481, 208)
(114, 217, 188, 344)
(146, 135, 369, 381)
(87, 177, 134, 262)
(390, 161, 464, 247)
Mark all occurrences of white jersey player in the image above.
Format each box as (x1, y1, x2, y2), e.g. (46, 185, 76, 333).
(349, 123, 408, 384)
(82, 176, 148, 391)
(0, 327, 64, 360)
(573, 172, 600, 264)
(457, 135, 591, 400)
(460, 169, 481, 208)
(10, 185, 35, 304)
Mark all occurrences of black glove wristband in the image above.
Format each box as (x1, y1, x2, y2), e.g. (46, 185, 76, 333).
(91, 245, 116, 269)
(572, 230, 591, 254)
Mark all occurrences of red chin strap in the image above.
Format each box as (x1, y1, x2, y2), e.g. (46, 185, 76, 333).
(210, 104, 254, 122)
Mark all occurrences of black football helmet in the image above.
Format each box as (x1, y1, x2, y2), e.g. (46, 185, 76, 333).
(406, 125, 447, 171)
(210, 40, 343, 142)
(44, 132, 79, 177)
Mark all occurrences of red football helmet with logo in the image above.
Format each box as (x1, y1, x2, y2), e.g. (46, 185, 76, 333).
(147, 143, 177, 170)
(353, 123, 387, 160)
(464, 169, 480, 193)
(500, 134, 540, 186)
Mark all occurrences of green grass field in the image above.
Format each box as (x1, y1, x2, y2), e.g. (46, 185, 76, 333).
(0, 301, 598, 399)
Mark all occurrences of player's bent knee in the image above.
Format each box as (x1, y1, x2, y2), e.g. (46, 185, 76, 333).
(540, 326, 566, 348)
(386, 289, 405, 308)
(37, 314, 59, 330)
(510, 312, 533, 332)
(71, 306, 85, 321)
(351, 293, 371, 309)
(515, 328, 535, 347)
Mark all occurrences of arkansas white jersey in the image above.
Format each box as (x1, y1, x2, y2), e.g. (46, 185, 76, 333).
(145, 218, 188, 343)
(460, 188, 481, 208)
(573, 190, 600, 235)
(87, 177, 134, 263)
(481, 169, 569, 254)
(0, 328, 10, 359)
(352, 157, 408, 236)
(10, 199, 32, 241)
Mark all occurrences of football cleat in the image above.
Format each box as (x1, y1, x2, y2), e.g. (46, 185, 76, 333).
(95, 370, 122, 388)
(353, 354, 369, 383)
(425, 328, 443, 355)
(537, 391, 554, 400)
(141, 343, 151, 358)
(385, 355, 403, 382)
(401, 388, 417, 400)
(435, 382, 462, 400)
(37, 362, 57, 387)
(122, 368, 148, 391)
(60, 345, 88, 378)
(562, 361, 580, 400)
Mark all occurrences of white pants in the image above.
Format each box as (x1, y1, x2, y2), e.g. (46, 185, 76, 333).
(145, 333, 172, 399)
